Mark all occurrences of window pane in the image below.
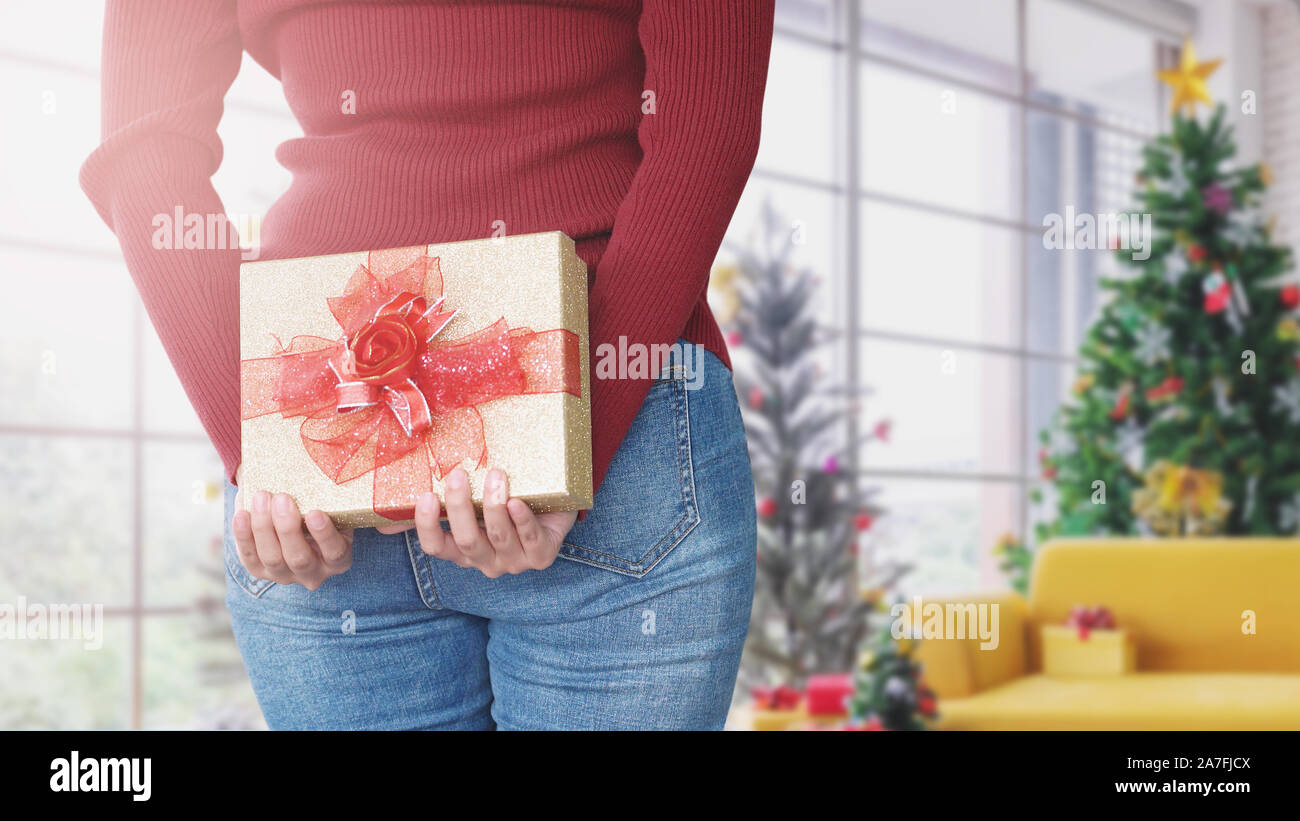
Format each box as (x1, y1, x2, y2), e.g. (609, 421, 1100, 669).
(756, 36, 835, 184)
(143, 617, 263, 729)
(142, 442, 224, 608)
(1027, 0, 1162, 132)
(725, 177, 841, 328)
(866, 477, 1021, 595)
(1026, 357, 1075, 476)
(0, 617, 129, 729)
(0, 2, 101, 70)
(775, 0, 836, 42)
(862, 0, 1019, 89)
(0, 64, 118, 254)
(859, 339, 1022, 476)
(0, 250, 135, 429)
(862, 63, 1019, 221)
(1026, 109, 1143, 354)
(0, 434, 133, 606)
(861, 201, 1022, 348)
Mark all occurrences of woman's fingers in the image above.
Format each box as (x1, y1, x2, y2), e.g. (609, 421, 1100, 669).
(444, 468, 494, 571)
(483, 470, 525, 573)
(232, 489, 354, 589)
(305, 510, 353, 573)
(507, 498, 547, 567)
(249, 490, 293, 582)
(271, 493, 323, 588)
(231, 506, 267, 579)
(413, 491, 457, 561)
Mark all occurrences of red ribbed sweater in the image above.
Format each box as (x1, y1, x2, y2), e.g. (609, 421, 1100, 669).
(81, 0, 773, 497)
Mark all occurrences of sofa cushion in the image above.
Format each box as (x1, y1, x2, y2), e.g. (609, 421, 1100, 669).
(937, 673, 1300, 730)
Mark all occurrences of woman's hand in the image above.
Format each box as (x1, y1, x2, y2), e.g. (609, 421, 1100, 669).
(231, 487, 354, 590)
(404, 467, 577, 578)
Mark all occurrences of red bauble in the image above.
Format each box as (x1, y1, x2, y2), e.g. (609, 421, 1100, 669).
(918, 695, 937, 716)
(747, 386, 764, 409)
(1108, 391, 1130, 420)
(757, 496, 778, 517)
(853, 512, 874, 531)
(725, 330, 744, 347)
(1204, 286, 1231, 314)
(1187, 244, 1207, 263)
(873, 419, 892, 442)
(1282, 285, 1300, 309)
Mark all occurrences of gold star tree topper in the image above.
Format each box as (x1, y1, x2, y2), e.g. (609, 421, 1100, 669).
(1157, 38, 1222, 116)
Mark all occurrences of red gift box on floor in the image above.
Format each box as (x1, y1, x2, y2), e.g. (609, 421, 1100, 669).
(805, 673, 853, 718)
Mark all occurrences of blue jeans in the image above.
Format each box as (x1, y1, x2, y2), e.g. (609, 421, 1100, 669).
(222, 345, 757, 729)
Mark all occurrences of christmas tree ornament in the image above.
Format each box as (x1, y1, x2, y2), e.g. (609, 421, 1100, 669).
(756, 496, 777, 518)
(853, 511, 874, 532)
(1156, 38, 1222, 116)
(1211, 377, 1235, 417)
(1132, 460, 1231, 536)
(1202, 182, 1233, 215)
(1277, 493, 1300, 534)
(1277, 317, 1300, 342)
(873, 419, 892, 441)
(1281, 285, 1300, 309)
(822, 455, 839, 474)
(1187, 243, 1208, 263)
(1163, 154, 1191, 198)
(1162, 250, 1189, 285)
(1108, 384, 1132, 420)
(747, 386, 764, 410)
(1134, 321, 1172, 366)
(1272, 379, 1300, 423)
(1260, 163, 1275, 187)
(1145, 375, 1185, 403)
(707, 263, 741, 325)
(1114, 418, 1145, 474)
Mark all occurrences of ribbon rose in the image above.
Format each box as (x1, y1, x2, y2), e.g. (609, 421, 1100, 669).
(240, 246, 580, 520)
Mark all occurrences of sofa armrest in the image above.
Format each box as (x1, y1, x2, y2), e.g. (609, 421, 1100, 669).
(912, 591, 1029, 699)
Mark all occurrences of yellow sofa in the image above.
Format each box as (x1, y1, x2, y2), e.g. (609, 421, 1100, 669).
(917, 539, 1300, 730)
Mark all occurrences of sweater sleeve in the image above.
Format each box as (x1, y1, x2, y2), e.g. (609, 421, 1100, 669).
(586, 0, 774, 494)
(80, 0, 244, 483)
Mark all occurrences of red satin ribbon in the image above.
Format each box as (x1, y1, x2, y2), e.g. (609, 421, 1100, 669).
(240, 246, 581, 520)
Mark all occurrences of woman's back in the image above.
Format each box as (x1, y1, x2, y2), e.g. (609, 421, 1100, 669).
(239, 0, 646, 261)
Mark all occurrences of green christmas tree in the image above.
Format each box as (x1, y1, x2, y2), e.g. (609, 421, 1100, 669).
(719, 201, 908, 690)
(1037, 60, 1298, 539)
(846, 624, 937, 731)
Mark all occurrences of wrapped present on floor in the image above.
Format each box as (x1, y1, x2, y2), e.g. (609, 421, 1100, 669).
(749, 685, 804, 731)
(238, 231, 592, 529)
(805, 673, 853, 719)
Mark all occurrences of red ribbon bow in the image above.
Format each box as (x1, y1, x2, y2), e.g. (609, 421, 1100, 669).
(751, 685, 802, 711)
(1065, 605, 1116, 641)
(240, 246, 580, 519)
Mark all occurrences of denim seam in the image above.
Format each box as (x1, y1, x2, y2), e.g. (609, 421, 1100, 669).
(559, 374, 701, 577)
(223, 540, 275, 599)
(404, 530, 444, 610)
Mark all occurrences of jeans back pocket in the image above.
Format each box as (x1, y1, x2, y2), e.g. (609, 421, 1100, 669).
(560, 369, 700, 578)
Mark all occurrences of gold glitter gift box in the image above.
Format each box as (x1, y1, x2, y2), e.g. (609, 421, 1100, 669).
(238, 231, 593, 529)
